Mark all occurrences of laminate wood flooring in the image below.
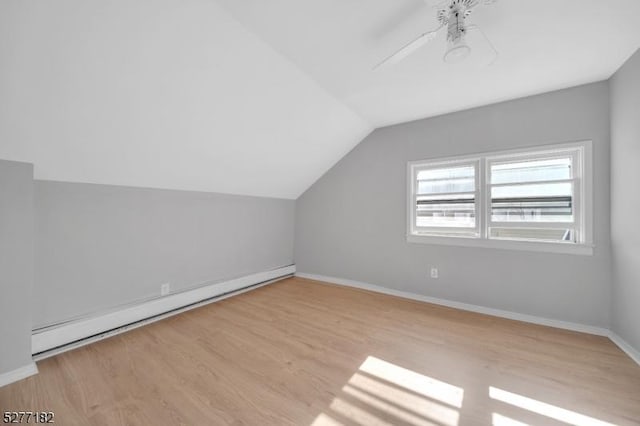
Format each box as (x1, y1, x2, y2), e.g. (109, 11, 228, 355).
(2, 277, 639, 425)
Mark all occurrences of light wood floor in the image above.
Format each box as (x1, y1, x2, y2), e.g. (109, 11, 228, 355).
(2, 277, 639, 425)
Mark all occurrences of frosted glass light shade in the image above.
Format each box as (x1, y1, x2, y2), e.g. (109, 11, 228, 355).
(444, 36, 471, 63)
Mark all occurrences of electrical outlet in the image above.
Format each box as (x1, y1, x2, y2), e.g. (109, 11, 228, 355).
(430, 267, 439, 279)
(160, 283, 170, 296)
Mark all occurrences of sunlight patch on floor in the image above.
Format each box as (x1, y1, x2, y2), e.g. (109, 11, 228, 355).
(311, 356, 463, 426)
(347, 373, 460, 425)
(489, 387, 616, 426)
(310, 413, 343, 426)
(492, 412, 529, 426)
(359, 356, 464, 408)
(329, 397, 396, 426)
(343, 384, 455, 426)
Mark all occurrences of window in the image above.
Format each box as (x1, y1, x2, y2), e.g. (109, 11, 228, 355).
(413, 161, 479, 237)
(407, 142, 592, 255)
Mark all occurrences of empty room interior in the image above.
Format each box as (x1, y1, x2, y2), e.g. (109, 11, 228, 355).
(1, 0, 640, 425)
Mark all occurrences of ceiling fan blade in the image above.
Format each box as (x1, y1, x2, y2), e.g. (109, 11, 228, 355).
(374, 25, 443, 70)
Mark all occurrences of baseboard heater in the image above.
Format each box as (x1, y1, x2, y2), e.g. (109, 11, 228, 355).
(32, 265, 296, 360)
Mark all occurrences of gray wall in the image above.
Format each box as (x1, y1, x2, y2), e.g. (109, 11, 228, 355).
(610, 49, 640, 350)
(296, 82, 611, 327)
(0, 160, 34, 374)
(34, 181, 294, 328)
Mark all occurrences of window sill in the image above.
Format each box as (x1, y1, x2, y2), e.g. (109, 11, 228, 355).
(406, 234, 594, 256)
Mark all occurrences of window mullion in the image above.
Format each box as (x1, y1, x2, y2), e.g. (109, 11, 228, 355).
(479, 158, 488, 239)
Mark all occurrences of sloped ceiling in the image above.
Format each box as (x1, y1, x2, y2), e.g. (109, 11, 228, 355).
(214, 0, 640, 126)
(2, 1, 639, 199)
(0, 0, 371, 199)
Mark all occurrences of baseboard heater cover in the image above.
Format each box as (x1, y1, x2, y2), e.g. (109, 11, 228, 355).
(32, 265, 295, 358)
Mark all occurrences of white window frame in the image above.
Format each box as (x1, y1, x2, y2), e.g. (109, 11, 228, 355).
(407, 141, 593, 255)
(409, 157, 481, 238)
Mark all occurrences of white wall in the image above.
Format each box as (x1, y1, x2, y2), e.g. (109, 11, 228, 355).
(0, 0, 371, 199)
(296, 82, 611, 327)
(610, 49, 640, 351)
(0, 160, 34, 376)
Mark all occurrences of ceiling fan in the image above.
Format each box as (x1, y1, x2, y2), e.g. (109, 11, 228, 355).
(374, 0, 499, 70)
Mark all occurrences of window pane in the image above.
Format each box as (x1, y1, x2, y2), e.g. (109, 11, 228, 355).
(418, 165, 475, 181)
(491, 182, 573, 222)
(489, 227, 575, 243)
(417, 165, 475, 195)
(416, 194, 475, 228)
(491, 157, 572, 185)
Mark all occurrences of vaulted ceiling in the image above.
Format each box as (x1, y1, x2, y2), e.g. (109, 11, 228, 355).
(0, 0, 371, 199)
(214, 0, 640, 126)
(1, 0, 639, 199)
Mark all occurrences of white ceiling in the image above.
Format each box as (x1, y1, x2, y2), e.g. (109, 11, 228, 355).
(0, 0, 371, 199)
(1, 1, 639, 199)
(214, 0, 640, 127)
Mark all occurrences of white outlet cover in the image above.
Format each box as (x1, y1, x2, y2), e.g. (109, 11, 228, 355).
(430, 268, 439, 279)
(161, 283, 170, 296)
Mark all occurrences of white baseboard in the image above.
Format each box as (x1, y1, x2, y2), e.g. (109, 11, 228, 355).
(295, 272, 610, 336)
(608, 332, 640, 367)
(296, 273, 640, 367)
(33, 265, 296, 356)
(0, 362, 38, 388)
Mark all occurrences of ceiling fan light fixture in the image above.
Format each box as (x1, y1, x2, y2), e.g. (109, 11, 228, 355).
(443, 1, 472, 64)
(373, 0, 498, 70)
(444, 37, 471, 63)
